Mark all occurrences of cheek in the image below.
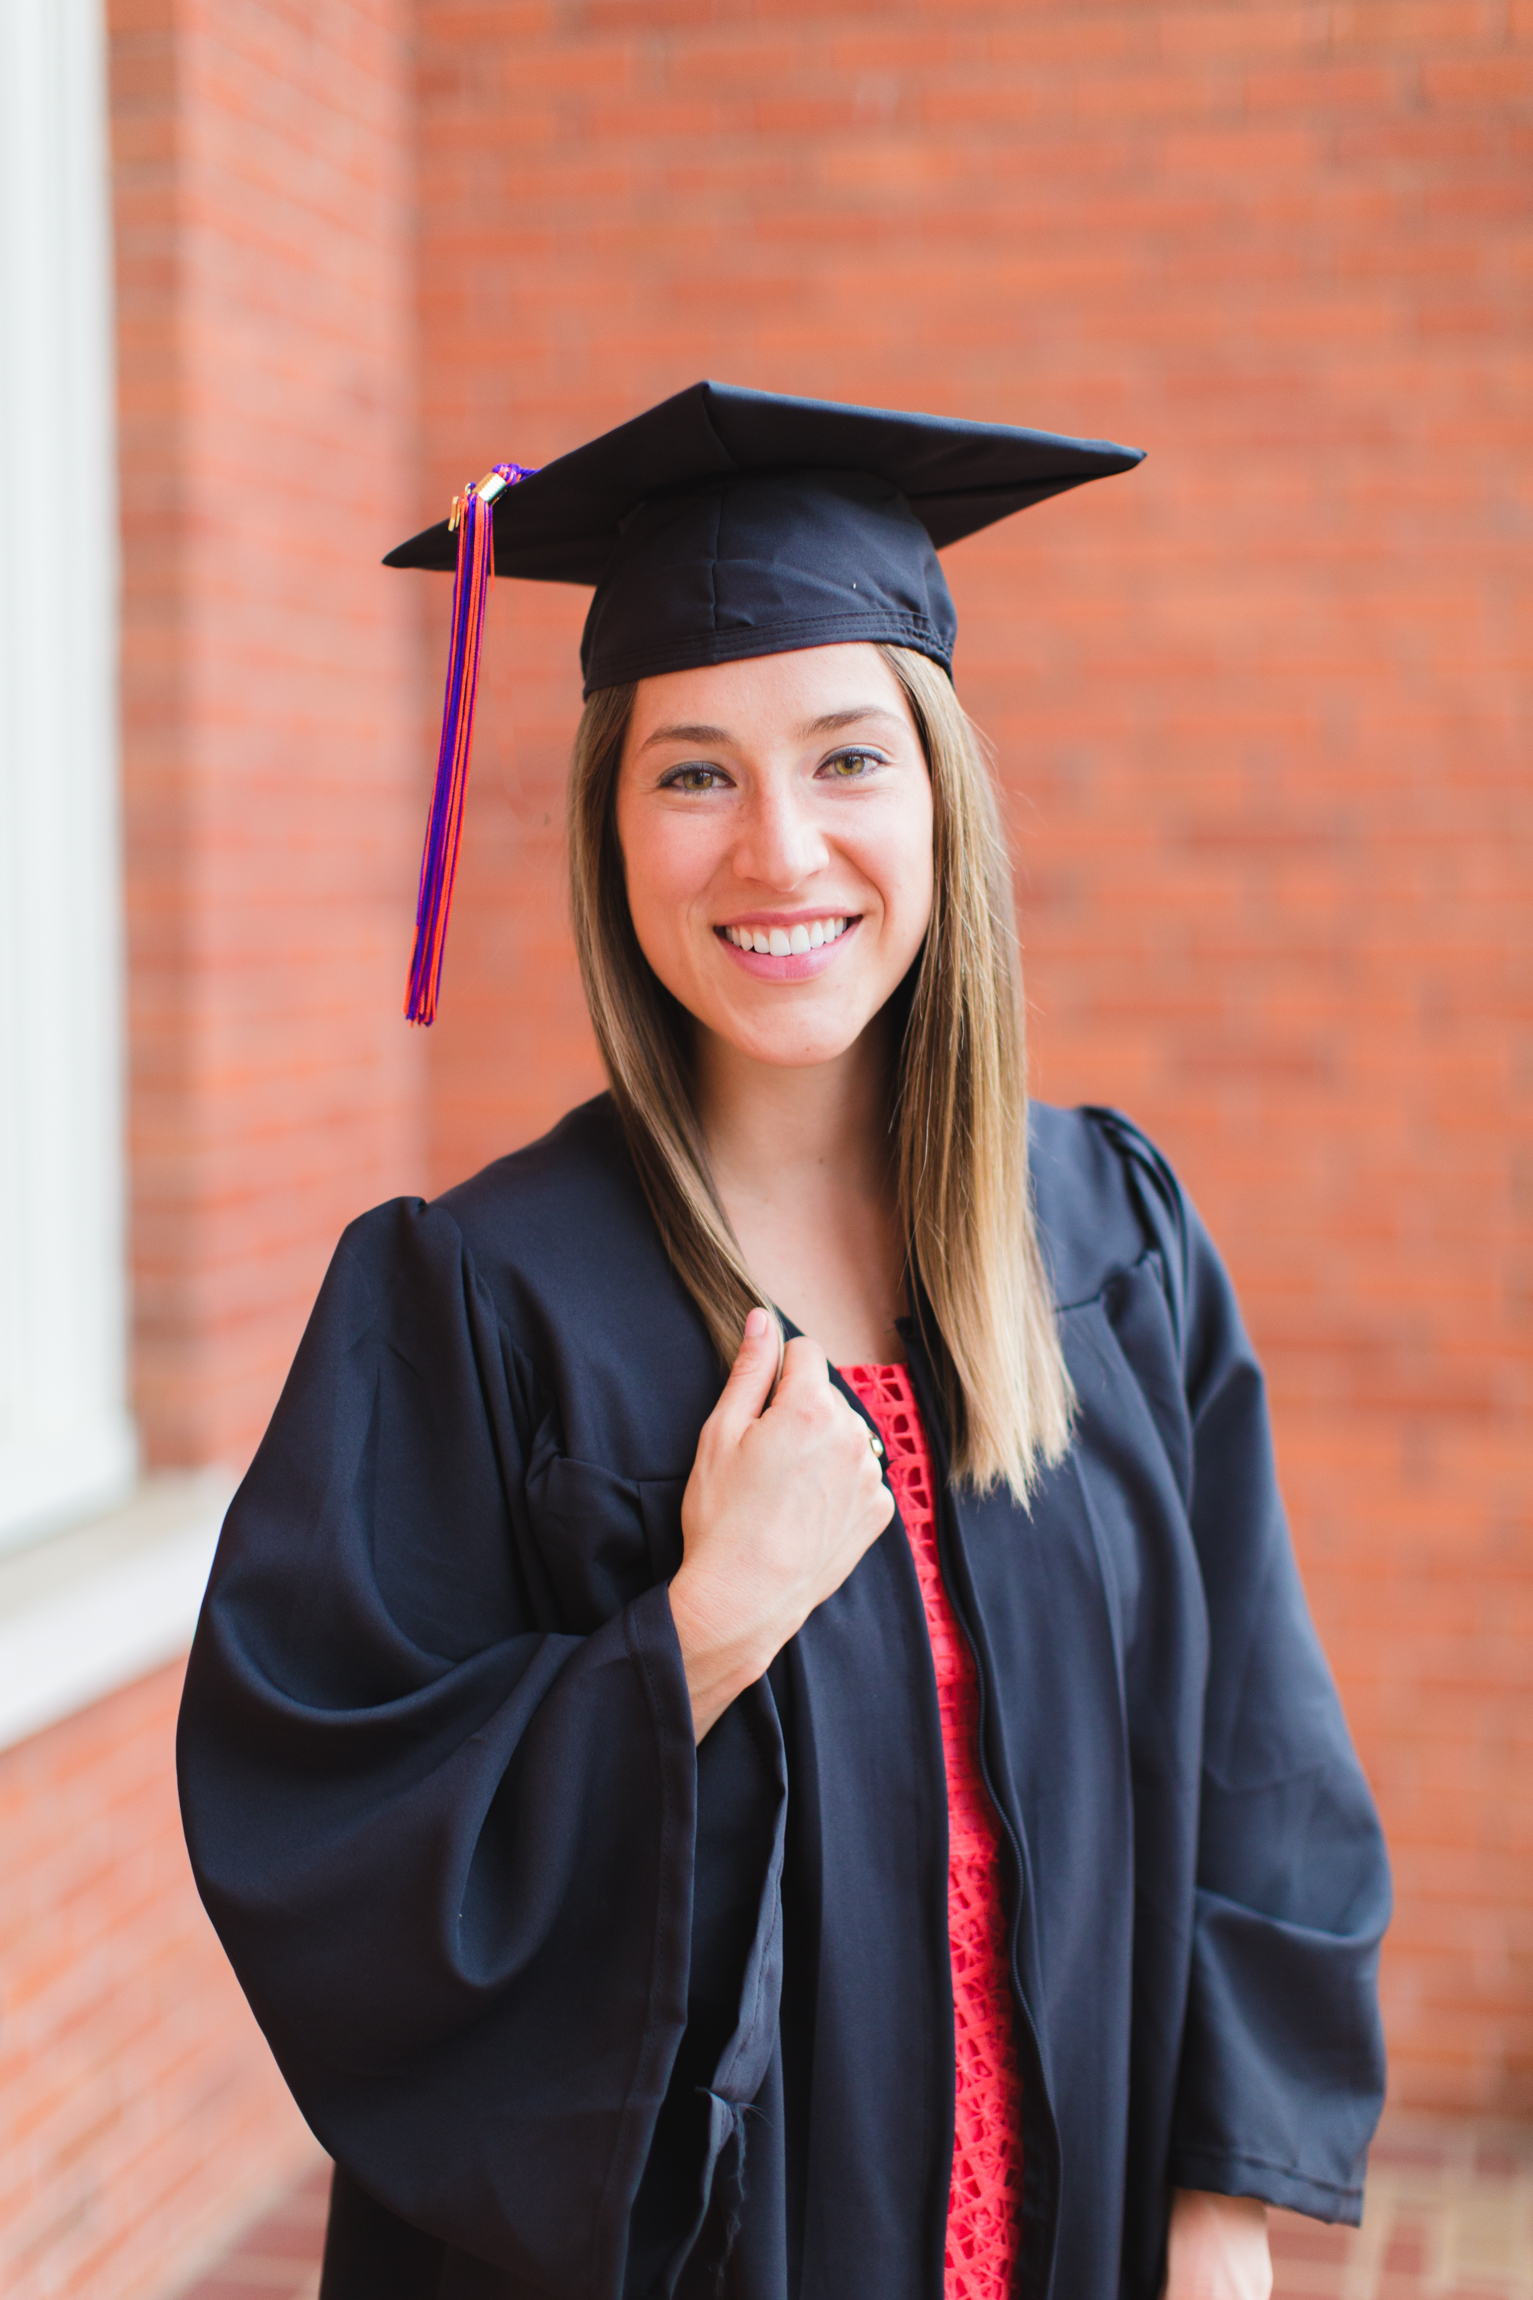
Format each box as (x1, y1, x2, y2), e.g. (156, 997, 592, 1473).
(615, 795, 714, 973)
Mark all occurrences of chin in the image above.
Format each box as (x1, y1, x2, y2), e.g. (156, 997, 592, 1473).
(718, 1013, 872, 1070)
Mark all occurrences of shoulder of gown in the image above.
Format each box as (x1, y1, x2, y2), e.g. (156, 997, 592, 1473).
(351, 1093, 1175, 1315)
(418, 1091, 1179, 1323)
(1027, 1098, 1189, 1310)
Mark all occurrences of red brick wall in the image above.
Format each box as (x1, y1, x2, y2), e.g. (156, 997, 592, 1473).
(0, 1665, 317, 2300)
(413, 1, 1532, 2112)
(114, 0, 427, 1472)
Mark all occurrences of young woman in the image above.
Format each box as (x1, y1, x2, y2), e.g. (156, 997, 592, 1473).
(178, 384, 1390, 2300)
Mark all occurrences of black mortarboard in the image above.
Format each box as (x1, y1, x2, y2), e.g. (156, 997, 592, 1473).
(385, 381, 1143, 1020)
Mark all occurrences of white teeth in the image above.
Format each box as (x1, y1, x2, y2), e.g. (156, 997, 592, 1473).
(724, 916, 852, 953)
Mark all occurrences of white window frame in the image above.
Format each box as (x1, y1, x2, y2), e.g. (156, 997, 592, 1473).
(0, 0, 137, 1555)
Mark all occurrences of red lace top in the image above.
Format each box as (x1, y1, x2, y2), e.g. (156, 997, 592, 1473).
(840, 1363, 1023, 2300)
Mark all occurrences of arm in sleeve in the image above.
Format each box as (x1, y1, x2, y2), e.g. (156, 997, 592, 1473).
(1100, 1115, 1392, 2225)
(176, 1198, 776, 2296)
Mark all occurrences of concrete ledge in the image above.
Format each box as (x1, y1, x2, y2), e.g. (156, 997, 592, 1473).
(0, 1469, 237, 1753)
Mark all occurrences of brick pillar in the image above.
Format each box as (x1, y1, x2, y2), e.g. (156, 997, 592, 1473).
(114, 0, 426, 1473)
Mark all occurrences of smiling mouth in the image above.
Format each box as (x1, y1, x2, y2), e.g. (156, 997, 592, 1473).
(717, 914, 856, 957)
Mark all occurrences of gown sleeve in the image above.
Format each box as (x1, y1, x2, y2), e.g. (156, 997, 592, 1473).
(1093, 1113, 1392, 2226)
(176, 1197, 773, 2295)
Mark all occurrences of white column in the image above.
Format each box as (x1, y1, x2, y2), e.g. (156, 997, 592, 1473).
(0, 0, 136, 1554)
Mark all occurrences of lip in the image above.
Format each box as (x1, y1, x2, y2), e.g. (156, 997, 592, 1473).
(715, 915, 862, 984)
(716, 908, 857, 932)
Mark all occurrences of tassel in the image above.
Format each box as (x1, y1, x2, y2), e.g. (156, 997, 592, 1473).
(405, 462, 536, 1025)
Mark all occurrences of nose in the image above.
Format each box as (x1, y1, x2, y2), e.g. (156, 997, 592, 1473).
(730, 777, 828, 891)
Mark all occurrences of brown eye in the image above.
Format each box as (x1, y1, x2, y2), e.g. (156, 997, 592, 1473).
(822, 750, 879, 779)
(665, 765, 725, 792)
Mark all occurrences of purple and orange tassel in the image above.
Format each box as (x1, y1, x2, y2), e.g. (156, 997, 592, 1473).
(404, 461, 536, 1025)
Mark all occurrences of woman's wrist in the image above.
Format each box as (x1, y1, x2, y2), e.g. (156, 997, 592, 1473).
(1162, 2189, 1271, 2300)
(667, 1564, 776, 1741)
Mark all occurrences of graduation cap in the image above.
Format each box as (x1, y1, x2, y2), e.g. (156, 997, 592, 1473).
(386, 380, 1143, 1023)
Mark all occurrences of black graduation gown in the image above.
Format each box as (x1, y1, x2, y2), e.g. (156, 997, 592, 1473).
(176, 1097, 1390, 2300)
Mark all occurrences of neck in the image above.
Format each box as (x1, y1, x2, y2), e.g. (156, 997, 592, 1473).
(693, 1017, 907, 1365)
(695, 1019, 895, 1206)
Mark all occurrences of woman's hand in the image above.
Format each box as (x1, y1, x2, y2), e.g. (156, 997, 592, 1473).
(1162, 2190, 1272, 2300)
(668, 1308, 896, 1739)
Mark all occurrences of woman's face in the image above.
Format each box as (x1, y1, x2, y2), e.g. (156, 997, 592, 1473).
(615, 643, 936, 1072)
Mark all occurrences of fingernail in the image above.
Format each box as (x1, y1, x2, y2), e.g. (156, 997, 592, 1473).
(744, 1307, 769, 1341)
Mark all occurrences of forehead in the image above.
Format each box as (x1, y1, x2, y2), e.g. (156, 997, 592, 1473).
(624, 643, 917, 751)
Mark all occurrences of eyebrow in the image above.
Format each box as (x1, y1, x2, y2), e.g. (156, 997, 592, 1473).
(639, 705, 905, 752)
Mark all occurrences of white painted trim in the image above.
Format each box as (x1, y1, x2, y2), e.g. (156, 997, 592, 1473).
(0, 1471, 236, 1753)
(0, 0, 136, 1554)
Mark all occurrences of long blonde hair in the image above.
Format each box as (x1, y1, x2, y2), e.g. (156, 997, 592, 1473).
(567, 643, 1073, 1499)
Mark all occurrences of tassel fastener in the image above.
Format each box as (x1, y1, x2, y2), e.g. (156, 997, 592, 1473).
(448, 466, 515, 533)
(405, 461, 537, 1025)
